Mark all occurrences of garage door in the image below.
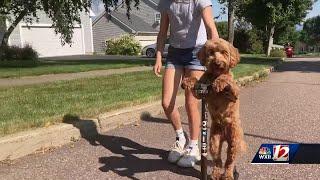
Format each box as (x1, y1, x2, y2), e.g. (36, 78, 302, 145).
(21, 26, 84, 57)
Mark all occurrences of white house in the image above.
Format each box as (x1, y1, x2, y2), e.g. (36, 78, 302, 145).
(1, 11, 94, 57)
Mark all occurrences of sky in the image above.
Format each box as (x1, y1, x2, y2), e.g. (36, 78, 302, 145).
(212, 0, 320, 22)
(306, 0, 320, 19)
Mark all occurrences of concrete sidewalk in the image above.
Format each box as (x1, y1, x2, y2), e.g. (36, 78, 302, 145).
(0, 66, 152, 87)
(42, 55, 153, 61)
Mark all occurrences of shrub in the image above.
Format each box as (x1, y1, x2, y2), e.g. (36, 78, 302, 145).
(269, 49, 286, 57)
(20, 45, 38, 60)
(233, 27, 264, 54)
(0, 44, 38, 61)
(297, 51, 307, 55)
(105, 35, 141, 56)
(248, 29, 264, 54)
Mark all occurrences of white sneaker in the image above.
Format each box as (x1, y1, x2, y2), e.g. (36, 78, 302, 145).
(167, 140, 185, 163)
(177, 146, 201, 167)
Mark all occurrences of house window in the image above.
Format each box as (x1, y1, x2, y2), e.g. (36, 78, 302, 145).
(155, 13, 161, 24)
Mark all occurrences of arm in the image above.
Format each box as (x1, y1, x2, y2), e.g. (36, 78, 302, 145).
(202, 6, 219, 40)
(153, 12, 169, 77)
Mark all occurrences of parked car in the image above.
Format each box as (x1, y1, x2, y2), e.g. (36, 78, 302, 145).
(142, 40, 170, 58)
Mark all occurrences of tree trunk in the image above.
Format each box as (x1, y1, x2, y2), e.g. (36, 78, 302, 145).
(267, 26, 275, 56)
(228, 0, 235, 44)
(1, 10, 27, 47)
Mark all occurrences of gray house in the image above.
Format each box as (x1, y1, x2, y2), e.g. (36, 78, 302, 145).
(0, 11, 94, 57)
(92, 0, 160, 53)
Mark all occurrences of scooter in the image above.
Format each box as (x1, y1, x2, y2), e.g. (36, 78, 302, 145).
(195, 83, 239, 180)
(285, 47, 294, 58)
(194, 83, 210, 180)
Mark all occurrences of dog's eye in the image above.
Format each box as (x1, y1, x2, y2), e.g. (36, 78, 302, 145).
(207, 50, 215, 56)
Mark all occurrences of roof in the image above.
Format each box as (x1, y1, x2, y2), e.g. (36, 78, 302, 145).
(149, 0, 160, 5)
(89, 9, 96, 17)
(92, 0, 159, 34)
(110, 11, 158, 33)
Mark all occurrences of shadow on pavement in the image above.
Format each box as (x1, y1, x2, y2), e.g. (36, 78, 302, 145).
(276, 60, 320, 73)
(63, 114, 200, 179)
(140, 113, 190, 126)
(244, 133, 300, 143)
(141, 114, 300, 144)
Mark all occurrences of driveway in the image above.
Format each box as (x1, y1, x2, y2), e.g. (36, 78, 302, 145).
(0, 58, 319, 180)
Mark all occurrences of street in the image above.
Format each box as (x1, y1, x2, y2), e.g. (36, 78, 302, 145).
(0, 58, 320, 180)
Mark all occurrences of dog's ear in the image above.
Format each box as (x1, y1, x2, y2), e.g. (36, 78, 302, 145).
(198, 40, 217, 65)
(229, 45, 240, 68)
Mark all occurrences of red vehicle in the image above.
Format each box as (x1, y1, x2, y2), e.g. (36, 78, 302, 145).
(285, 44, 294, 58)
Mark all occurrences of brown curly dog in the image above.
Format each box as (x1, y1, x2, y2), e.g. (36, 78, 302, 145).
(182, 38, 246, 180)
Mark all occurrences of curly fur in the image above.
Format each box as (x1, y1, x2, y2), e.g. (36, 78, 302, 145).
(182, 38, 246, 180)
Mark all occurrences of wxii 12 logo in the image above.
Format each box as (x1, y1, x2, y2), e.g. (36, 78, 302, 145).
(258, 147, 272, 159)
(252, 144, 298, 164)
(273, 145, 290, 161)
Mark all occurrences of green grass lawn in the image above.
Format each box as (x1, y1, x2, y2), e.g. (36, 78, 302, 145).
(0, 57, 281, 136)
(233, 57, 280, 78)
(0, 59, 154, 78)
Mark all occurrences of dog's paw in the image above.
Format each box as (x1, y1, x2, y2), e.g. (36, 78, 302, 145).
(223, 85, 238, 102)
(211, 167, 222, 180)
(223, 82, 239, 102)
(212, 76, 230, 93)
(181, 77, 198, 90)
(221, 174, 234, 180)
(222, 170, 235, 180)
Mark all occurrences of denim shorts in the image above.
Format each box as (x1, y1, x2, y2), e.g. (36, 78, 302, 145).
(165, 45, 206, 71)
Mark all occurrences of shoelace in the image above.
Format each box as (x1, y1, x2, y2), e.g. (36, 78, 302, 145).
(172, 141, 182, 150)
(184, 147, 193, 155)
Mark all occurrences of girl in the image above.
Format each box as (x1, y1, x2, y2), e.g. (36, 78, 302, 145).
(154, 0, 219, 167)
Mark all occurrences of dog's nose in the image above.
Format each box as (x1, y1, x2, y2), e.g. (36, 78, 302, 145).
(216, 61, 225, 69)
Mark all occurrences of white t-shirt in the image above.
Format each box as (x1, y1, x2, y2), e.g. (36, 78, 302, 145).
(158, 0, 212, 48)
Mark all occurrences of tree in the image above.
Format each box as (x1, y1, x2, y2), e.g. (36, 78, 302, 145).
(216, 20, 264, 54)
(0, 0, 139, 47)
(302, 15, 320, 45)
(274, 25, 300, 46)
(218, 0, 242, 44)
(239, 0, 314, 56)
(216, 21, 228, 40)
(233, 21, 264, 54)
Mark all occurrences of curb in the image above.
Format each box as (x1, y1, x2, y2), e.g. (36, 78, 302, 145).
(0, 66, 274, 161)
(236, 66, 274, 86)
(0, 96, 185, 161)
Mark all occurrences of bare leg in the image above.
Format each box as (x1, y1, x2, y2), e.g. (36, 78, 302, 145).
(184, 69, 204, 140)
(162, 68, 184, 130)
